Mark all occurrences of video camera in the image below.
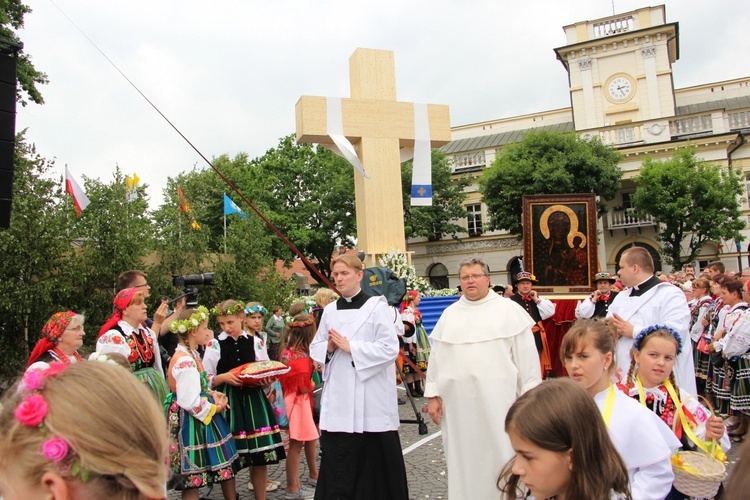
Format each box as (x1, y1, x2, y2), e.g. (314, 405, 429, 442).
(171, 273, 215, 308)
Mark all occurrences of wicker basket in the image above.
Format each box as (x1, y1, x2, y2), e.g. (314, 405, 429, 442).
(672, 450, 726, 497)
(671, 394, 726, 498)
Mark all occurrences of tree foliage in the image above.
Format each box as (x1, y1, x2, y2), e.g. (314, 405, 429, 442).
(478, 131, 623, 235)
(632, 147, 746, 268)
(1, 0, 48, 105)
(0, 132, 71, 379)
(247, 135, 357, 278)
(401, 149, 470, 240)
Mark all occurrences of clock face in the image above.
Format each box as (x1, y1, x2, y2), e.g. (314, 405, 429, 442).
(607, 76, 634, 102)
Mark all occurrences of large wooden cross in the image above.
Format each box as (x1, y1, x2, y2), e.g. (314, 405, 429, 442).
(295, 48, 451, 267)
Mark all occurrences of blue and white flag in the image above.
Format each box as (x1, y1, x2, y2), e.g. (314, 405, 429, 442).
(224, 193, 248, 219)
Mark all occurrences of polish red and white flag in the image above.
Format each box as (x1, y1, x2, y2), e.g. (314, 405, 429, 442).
(64, 166, 90, 216)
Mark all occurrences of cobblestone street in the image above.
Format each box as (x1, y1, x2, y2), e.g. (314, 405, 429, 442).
(169, 387, 449, 500)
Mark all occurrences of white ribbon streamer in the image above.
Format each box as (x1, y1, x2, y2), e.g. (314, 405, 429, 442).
(410, 103, 432, 206)
(326, 97, 370, 179)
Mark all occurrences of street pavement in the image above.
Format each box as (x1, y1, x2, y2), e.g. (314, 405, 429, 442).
(168, 387, 449, 500)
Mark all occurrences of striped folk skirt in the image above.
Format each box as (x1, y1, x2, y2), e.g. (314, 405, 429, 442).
(165, 393, 241, 490)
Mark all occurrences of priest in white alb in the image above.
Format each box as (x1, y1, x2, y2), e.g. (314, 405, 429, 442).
(425, 257, 542, 499)
(310, 254, 408, 500)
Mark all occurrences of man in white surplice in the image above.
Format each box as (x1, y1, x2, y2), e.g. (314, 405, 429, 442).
(607, 246, 696, 394)
(309, 255, 408, 499)
(425, 257, 542, 499)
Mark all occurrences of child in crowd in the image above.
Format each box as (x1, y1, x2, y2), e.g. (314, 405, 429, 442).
(498, 378, 631, 499)
(279, 313, 320, 499)
(0, 361, 169, 499)
(561, 319, 681, 500)
(245, 302, 270, 361)
(166, 306, 241, 500)
(203, 300, 286, 500)
(622, 324, 730, 499)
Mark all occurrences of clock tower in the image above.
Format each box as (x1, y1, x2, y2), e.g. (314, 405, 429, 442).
(554, 5, 679, 131)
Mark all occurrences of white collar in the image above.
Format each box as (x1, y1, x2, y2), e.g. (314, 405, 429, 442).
(217, 330, 250, 341)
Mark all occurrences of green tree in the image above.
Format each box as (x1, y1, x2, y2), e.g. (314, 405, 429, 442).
(248, 135, 356, 278)
(1, 1, 48, 105)
(401, 149, 470, 240)
(65, 168, 155, 333)
(0, 132, 72, 379)
(632, 147, 745, 268)
(478, 131, 623, 235)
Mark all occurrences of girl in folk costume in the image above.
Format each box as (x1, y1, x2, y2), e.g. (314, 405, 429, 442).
(203, 300, 286, 500)
(707, 278, 747, 418)
(399, 290, 430, 397)
(498, 378, 631, 500)
(711, 279, 750, 441)
(279, 313, 320, 499)
(26, 311, 86, 372)
(621, 325, 730, 500)
(561, 319, 681, 500)
(689, 278, 714, 393)
(165, 307, 241, 499)
(97, 288, 168, 403)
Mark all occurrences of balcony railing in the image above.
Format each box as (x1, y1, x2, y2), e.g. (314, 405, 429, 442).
(669, 114, 713, 138)
(593, 16, 634, 38)
(452, 151, 486, 171)
(607, 208, 656, 229)
(729, 110, 750, 131)
(595, 125, 643, 146)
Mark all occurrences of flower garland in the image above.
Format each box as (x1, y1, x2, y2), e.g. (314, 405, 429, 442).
(169, 306, 210, 334)
(633, 324, 683, 354)
(245, 304, 267, 315)
(289, 318, 314, 328)
(379, 249, 431, 293)
(16, 363, 93, 481)
(211, 302, 244, 317)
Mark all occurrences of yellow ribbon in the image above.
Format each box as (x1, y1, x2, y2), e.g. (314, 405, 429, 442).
(602, 384, 616, 428)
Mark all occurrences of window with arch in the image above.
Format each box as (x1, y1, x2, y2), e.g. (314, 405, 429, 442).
(428, 263, 450, 290)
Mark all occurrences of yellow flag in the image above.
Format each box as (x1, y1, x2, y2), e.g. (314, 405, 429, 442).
(191, 220, 201, 230)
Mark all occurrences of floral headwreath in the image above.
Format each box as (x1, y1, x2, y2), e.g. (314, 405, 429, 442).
(169, 306, 210, 334)
(633, 324, 683, 355)
(16, 363, 94, 481)
(211, 302, 244, 317)
(290, 318, 315, 328)
(245, 304, 267, 315)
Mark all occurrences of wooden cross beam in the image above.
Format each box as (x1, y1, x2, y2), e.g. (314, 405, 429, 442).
(295, 48, 451, 265)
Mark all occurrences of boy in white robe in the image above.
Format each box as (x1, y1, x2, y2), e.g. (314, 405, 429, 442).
(310, 255, 408, 499)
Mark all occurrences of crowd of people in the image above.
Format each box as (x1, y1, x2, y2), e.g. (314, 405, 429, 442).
(3, 253, 750, 499)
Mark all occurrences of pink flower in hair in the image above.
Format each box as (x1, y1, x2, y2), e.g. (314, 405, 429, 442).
(42, 436, 69, 462)
(21, 370, 45, 391)
(14, 394, 48, 426)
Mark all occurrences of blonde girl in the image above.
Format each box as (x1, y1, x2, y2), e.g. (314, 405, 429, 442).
(0, 361, 168, 499)
(203, 300, 286, 500)
(561, 319, 681, 499)
(166, 307, 240, 500)
(279, 313, 320, 498)
(499, 378, 630, 500)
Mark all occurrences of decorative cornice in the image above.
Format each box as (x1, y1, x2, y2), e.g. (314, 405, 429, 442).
(578, 58, 593, 71)
(425, 237, 522, 256)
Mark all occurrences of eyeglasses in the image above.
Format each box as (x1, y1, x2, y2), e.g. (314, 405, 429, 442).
(459, 274, 487, 282)
(65, 326, 84, 332)
(133, 282, 149, 288)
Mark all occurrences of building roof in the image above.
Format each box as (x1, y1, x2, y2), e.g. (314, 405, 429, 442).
(441, 122, 574, 154)
(676, 95, 750, 116)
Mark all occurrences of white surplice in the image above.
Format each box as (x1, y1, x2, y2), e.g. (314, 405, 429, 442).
(424, 293, 541, 500)
(596, 387, 681, 500)
(309, 294, 401, 433)
(607, 281, 696, 394)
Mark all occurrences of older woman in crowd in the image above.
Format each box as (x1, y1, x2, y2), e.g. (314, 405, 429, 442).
(96, 287, 167, 402)
(27, 311, 86, 371)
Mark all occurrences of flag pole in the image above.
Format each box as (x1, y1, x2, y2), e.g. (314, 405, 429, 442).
(224, 212, 227, 254)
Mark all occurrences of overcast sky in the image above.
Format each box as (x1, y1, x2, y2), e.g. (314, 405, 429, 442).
(15, 0, 750, 208)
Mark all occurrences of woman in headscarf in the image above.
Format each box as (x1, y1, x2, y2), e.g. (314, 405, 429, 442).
(26, 311, 86, 372)
(97, 287, 167, 402)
